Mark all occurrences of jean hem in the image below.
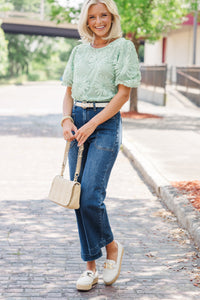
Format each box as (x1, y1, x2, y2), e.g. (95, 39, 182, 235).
(81, 236, 114, 262)
(81, 250, 102, 262)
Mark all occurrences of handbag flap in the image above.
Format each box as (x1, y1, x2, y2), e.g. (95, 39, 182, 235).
(48, 175, 80, 208)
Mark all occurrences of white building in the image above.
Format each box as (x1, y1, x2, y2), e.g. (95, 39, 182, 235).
(144, 14, 200, 81)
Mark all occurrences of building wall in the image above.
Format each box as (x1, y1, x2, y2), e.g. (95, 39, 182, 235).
(195, 26, 200, 65)
(144, 25, 200, 67)
(144, 39, 163, 65)
(166, 26, 200, 66)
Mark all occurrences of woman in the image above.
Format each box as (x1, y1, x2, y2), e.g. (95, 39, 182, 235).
(61, 0, 141, 291)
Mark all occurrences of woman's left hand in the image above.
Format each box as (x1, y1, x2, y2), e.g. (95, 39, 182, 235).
(75, 120, 97, 146)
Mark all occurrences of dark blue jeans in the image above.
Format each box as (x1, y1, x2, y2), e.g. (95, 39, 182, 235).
(68, 105, 122, 261)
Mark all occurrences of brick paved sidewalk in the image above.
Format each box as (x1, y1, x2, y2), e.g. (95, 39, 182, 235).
(1, 144, 200, 299)
(0, 83, 200, 299)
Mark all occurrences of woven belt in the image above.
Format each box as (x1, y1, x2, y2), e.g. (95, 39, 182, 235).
(75, 101, 108, 109)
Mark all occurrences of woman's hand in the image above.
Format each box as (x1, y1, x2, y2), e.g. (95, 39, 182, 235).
(75, 120, 97, 146)
(63, 119, 78, 141)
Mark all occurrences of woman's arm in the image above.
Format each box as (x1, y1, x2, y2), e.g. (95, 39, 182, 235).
(62, 87, 77, 141)
(75, 84, 131, 146)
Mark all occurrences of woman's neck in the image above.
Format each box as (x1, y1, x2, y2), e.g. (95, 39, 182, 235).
(92, 37, 112, 48)
(92, 41, 108, 48)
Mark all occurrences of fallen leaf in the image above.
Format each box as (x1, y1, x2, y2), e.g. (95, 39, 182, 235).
(172, 181, 200, 212)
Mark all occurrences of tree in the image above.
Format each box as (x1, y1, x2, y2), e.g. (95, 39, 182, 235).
(6, 34, 34, 76)
(5, 32, 78, 79)
(6, 0, 52, 19)
(114, 0, 190, 111)
(0, 0, 13, 13)
(1, 0, 78, 80)
(47, 0, 191, 111)
(7, 0, 41, 13)
(47, 0, 82, 24)
(0, 0, 13, 76)
(0, 25, 8, 76)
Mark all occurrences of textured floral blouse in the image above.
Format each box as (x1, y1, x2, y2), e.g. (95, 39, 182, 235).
(62, 37, 141, 102)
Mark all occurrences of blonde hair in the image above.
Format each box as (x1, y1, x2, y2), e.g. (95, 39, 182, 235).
(78, 0, 122, 43)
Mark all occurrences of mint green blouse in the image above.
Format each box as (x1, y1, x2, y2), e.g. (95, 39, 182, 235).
(62, 37, 141, 102)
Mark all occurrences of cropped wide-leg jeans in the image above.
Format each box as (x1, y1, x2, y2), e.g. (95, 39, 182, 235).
(68, 105, 122, 261)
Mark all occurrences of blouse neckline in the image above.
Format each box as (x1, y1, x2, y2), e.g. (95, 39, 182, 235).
(89, 37, 123, 50)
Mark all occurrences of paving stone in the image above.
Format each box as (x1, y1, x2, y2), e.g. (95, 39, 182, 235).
(0, 83, 200, 299)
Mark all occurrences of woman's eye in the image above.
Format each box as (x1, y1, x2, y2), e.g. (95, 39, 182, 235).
(89, 16, 95, 19)
(102, 14, 107, 17)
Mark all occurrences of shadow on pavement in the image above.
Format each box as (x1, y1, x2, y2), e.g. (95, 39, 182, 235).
(1, 197, 200, 298)
(0, 114, 62, 138)
(123, 115, 200, 132)
(1, 113, 200, 138)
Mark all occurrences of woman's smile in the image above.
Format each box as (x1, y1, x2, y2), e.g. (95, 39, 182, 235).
(88, 3, 112, 40)
(95, 26, 106, 29)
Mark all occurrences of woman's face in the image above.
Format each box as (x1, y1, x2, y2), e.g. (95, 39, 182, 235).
(87, 3, 112, 39)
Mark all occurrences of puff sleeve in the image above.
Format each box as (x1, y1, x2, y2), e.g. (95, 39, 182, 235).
(115, 40, 141, 88)
(62, 46, 77, 87)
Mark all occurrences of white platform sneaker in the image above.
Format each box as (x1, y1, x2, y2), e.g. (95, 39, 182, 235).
(76, 270, 98, 291)
(103, 241, 124, 285)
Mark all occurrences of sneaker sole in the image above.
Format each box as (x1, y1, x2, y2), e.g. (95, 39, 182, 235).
(104, 247, 124, 286)
(76, 277, 98, 291)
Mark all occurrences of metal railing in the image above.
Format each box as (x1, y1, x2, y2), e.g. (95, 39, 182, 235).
(140, 64, 167, 88)
(176, 67, 200, 107)
(139, 65, 167, 106)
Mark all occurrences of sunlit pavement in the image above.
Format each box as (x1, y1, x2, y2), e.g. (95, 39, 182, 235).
(0, 82, 200, 299)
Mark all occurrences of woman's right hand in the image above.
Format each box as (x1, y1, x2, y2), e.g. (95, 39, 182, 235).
(62, 119, 78, 141)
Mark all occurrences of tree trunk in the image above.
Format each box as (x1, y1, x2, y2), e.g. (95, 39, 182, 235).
(129, 88, 138, 112)
(9, 65, 14, 77)
(128, 33, 140, 112)
(25, 62, 29, 75)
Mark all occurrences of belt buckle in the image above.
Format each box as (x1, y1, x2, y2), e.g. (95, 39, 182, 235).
(82, 100, 87, 109)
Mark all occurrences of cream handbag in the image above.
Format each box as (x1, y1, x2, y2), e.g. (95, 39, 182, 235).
(48, 141, 84, 209)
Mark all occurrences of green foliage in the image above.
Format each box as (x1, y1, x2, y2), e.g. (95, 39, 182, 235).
(7, 0, 40, 13)
(4, 33, 79, 81)
(6, 34, 33, 76)
(138, 45, 144, 63)
(0, 0, 80, 82)
(47, 0, 82, 23)
(0, 26, 8, 76)
(0, 1, 14, 76)
(4, 0, 52, 19)
(46, 0, 192, 48)
(190, 0, 199, 11)
(0, 0, 13, 12)
(115, 0, 189, 42)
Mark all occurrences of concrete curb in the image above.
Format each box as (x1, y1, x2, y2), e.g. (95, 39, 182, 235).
(122, 135, 200, 250)
(168, 88, 199, 110)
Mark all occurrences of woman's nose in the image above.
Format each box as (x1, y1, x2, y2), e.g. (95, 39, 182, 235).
(96, 16, 102, 25)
